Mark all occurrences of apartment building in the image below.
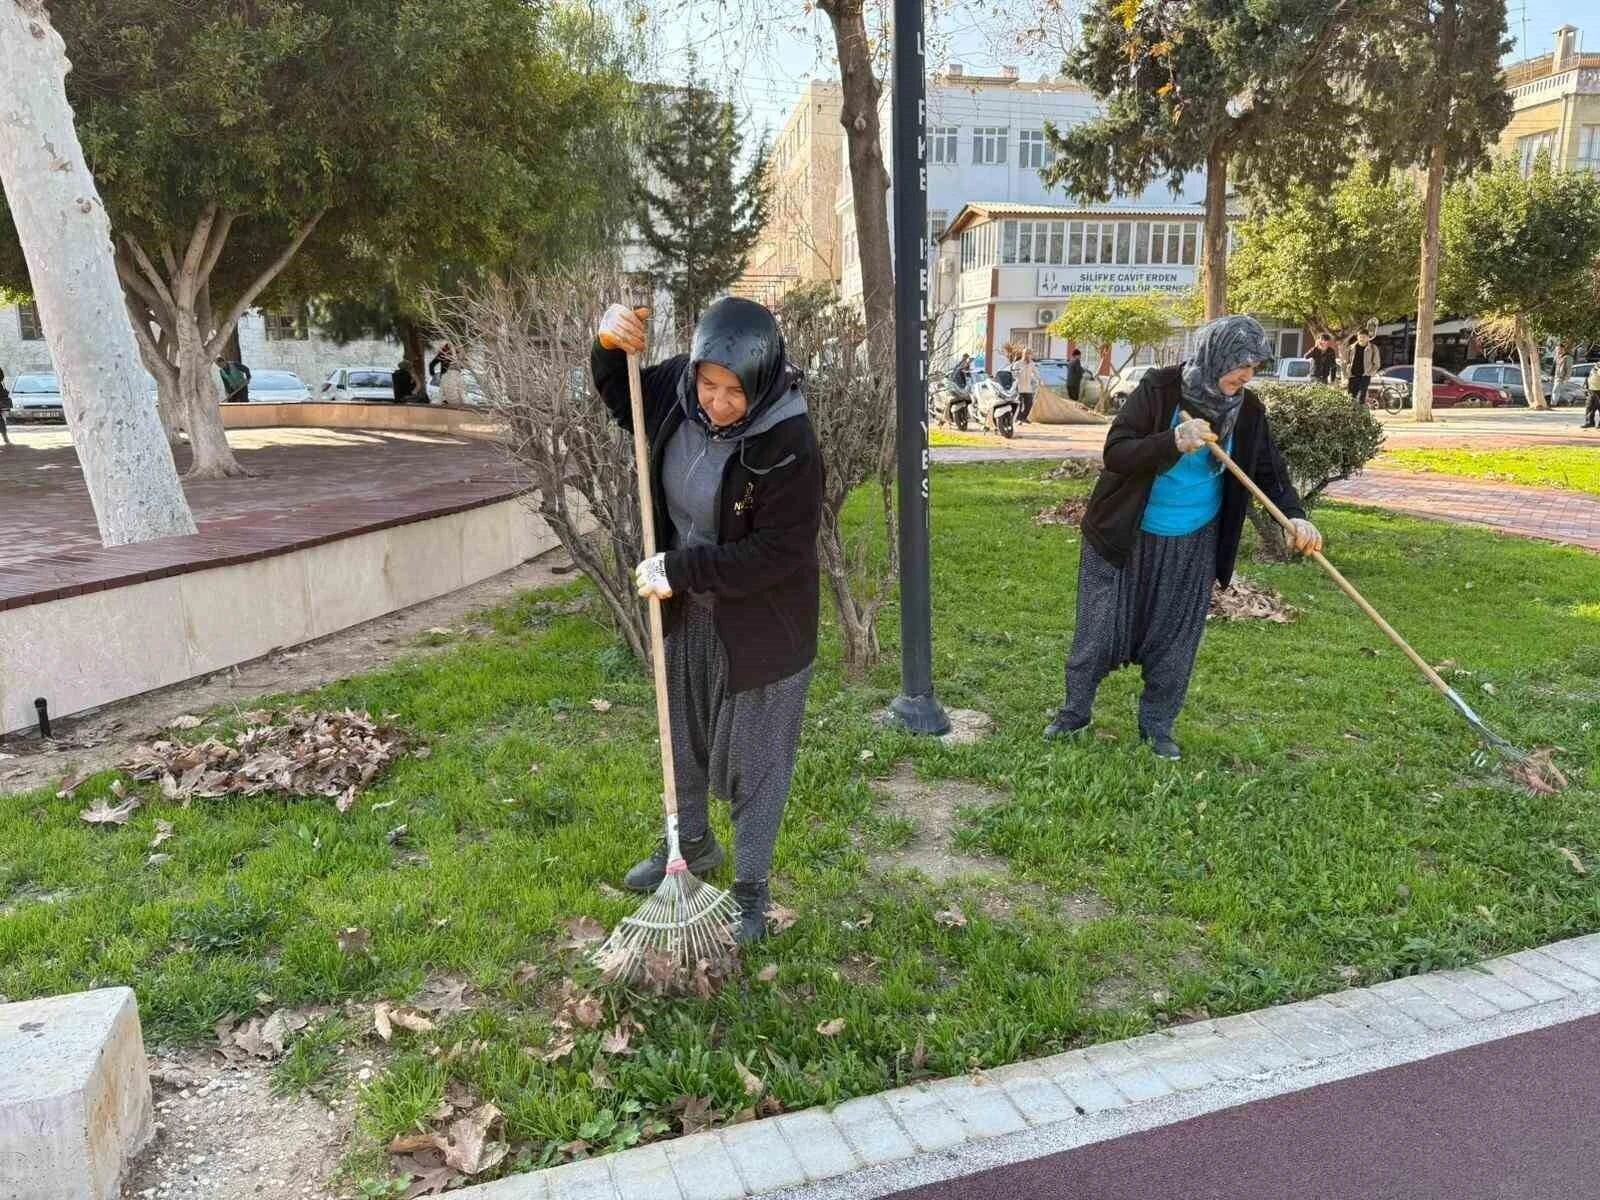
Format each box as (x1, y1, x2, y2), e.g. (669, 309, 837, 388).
(1500, 25, 1600, 176)
(736, 81, 845, 308)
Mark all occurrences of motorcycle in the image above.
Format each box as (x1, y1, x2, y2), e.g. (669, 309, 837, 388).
(973, 369, 1022, 439)
(931, 375, 973, 432)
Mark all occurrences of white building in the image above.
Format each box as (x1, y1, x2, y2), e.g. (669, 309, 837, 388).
(829, 66, 1308, 374)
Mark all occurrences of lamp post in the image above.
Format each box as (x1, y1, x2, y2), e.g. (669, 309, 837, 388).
(887, 0, 949, 736)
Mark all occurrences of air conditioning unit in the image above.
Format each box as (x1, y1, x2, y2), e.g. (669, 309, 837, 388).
(1035, 307, 1057, 326)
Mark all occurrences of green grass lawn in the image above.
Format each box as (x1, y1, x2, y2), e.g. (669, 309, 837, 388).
(3, 462, 1598, 1189)
(1382, 446, 1600, 497)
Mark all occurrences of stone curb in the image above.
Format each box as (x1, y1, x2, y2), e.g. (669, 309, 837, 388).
(450, 933, 1600, 1200)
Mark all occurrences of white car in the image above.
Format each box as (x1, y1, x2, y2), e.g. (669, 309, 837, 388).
(1267, 357, 1317, 384)
(320, 366, 402, 403)
(1108, 363, 1157, 403)
(246, 369, 313, 403)
(6, 372, 65, 421)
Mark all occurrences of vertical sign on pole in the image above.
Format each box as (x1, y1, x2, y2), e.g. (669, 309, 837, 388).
(888, 0, 949, 735)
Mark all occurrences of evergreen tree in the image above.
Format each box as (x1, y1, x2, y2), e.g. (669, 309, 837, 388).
(637, 62, 771, 334)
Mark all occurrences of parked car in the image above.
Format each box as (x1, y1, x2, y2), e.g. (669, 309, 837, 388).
(1377, 365, 1510, 408)
(1457, 363, 1554, 406)
(245, 369, 313, 404)
(1108, 363, 1157, 404)
(321, 366, 403, 403)
(1034, 358, 1103, 409)
(1263, 356, 1317, 385)
(7, 372, 64, 421)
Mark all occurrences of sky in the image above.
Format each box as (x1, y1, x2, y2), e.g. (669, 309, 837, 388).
(630, 0, 1598, 149)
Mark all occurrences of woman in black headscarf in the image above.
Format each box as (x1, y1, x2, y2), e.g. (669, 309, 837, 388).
(1045, 316, 1322, 761)
(591, 299, 822, 943)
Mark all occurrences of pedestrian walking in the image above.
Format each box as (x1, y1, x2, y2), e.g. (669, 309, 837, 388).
(1015, 348, 1041, 423)
(1310, 334, 1339, 385)
(592, 297, 822, 944)
(429, 342, 464, 406)
(0, 368, 12, 448)
(1066, 348, 1086, 403)
(217, 357, 251, 404)
(1346, 330, 1380, 405)
(1045, 315, 1322, 761)
(1584, 362, 1600, 430)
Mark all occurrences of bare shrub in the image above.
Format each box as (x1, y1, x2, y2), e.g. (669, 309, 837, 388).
(431, 266, 650, 662)
(777, 283, 897, 673)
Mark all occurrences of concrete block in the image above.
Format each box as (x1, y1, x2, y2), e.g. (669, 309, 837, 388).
(1249, 1004, 1350, 1062)
(1478, 957, 1573, 1005)
(1208, 1013, 1303, 1071)
(663, 1133, 744, 1200)
(718, 1120, 808, 1194)
(1530, 936, 1600, 985)
(1161, 1023, 1261, 1081)
(1366, 979, 1466, 1031)
(1082, 1040, 1175, 1103)
(458, 1169, 552, 1199)
(1404, 971, 1501, 1021)
(178, 552, 313, 678)
(881, 1086, 968, 1152)
(383, 510, 467, 610)
(1437, 968, 1538, 1013)
(997, 1072, 1080, 1126)
(607, 1143, 682, 1200)
(773, 1108, 861, 1182)
(1120, 1032, 1218, 1092)
(1049, 1064, 1128, 1114)
(929, 1078, 1029, 1139)
(1505, 948, 1600, 994)
(542, 1156, 615, 1200)
(830, 1095, 916, 1167)
(1291, 999, 1385, 1051)
(301, 525, 393, 639)
(0, 988, 153, 1200)
(1320, 989, 1430, 1042)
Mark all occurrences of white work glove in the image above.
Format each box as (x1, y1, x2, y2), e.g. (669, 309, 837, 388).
(1174, 417, 1216, 454)
(634, 553, 672, 599)
(598, 303, 648, 354)
(1288, 518, 1324, 555)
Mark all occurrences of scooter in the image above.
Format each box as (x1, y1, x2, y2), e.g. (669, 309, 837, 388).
(973, 370, 1022, 439)
(931, 376, 972, 431)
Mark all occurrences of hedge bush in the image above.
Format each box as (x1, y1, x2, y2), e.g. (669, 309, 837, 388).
(1253, 381, 1385, 507)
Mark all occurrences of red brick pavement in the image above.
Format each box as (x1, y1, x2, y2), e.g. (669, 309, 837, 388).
(1326, 469, 1600, 553)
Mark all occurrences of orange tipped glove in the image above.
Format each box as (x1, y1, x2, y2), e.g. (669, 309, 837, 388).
(1289, 518, 1324, 555)
(598, 304, 649, 354)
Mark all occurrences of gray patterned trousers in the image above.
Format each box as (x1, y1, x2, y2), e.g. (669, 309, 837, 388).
(666, 599, 813, 883)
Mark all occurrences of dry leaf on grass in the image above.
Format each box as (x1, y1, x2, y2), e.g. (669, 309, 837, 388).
(56, 770, 95, 799)
(414, 977, 473, 1017)
(1034, 498, 1087, 527)
(389, 1132, 441, 1155)
(538, 1033, 577, 1063)
(259, 1008, 309, 1054)
(121, 708, 405, 811)
(1560, 847, 1588, 876)
(147, 853, 172, 868)
(170, 715, 204, 730)
(150, 819, 173, 848)
(589, 698, 613, 713)
(767, 905, 799, 933)
(571, 993, 605, 1029)
(80, 796, 141, 827)
(440, 1103, 509, 1175)
(337, 927, 372, 956)
(912, 1033, 928, 1071)
(1507, 748, 1569, 797)
(1208, 577, 1297, 623)
(374, 1002, 395, 1042)
(934, 907, 968, 929)
(736, 1059, 765, 1097)
(673, 1095, 715, 1136)
(558, 916, 607, 951)
(757, 964, 779, 983)
(816, 1018, 846, 1038)
(511, 962, 540, 988)
(599, 1018, 641, 1056)
(1044, 458, 1100, 481)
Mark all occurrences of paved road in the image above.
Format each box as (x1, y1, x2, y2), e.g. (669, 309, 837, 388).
(888, 1013, 1600, 1200)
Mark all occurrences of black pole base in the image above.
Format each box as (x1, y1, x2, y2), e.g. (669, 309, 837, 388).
(890, 692, 951, 737)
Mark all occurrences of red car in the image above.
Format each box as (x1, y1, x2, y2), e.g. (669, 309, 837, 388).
(1377, 365, 1510, 408)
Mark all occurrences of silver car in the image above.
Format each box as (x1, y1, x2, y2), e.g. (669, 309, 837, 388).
(245, 369, 313, 403)
(7, 372, 65, 422)
(320, 366, 402, 403)
(1458, 363, 1556, 406)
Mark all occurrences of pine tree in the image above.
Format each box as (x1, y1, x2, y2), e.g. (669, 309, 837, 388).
(637, 61, 771, 334)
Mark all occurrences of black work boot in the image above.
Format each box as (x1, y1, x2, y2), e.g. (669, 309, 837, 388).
(1141, 730, 1182, 761)
(1044, 710, 1091, 741)
(731, 879, 770, 946)
(622, 830, 724, 893)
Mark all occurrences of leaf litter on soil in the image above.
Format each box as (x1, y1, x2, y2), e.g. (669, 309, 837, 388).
(1208, 577, 1297, 623)
(120, 707, 406, 811)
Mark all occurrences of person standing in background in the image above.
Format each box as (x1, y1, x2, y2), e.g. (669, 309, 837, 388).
(1310, 335, 1339, 385)
(1015, 348, 1040, 423)
(1346, 330, 1380, 405)
(1066, 348, 1086, 403)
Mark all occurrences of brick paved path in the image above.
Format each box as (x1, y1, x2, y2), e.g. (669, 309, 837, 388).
(0, 427, 508, 571)
(1325, 469, 1600, 552)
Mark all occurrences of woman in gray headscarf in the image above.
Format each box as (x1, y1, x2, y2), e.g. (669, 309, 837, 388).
(1045, 316, 1322, 760)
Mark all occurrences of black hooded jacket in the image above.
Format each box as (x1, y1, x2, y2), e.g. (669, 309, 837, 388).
(591, 333, 824, 694)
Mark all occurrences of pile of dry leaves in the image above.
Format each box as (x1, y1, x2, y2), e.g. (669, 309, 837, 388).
(1208, 577, 1297, 624)
(1043, 458, 1101, 481)
(388, 1088, 510, 1197)
(1035, 498, 1088, 527)
(120, 708, 408, 811)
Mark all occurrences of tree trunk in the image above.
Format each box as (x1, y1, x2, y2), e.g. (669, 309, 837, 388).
(1517, 319, 1548, 410)
(1202, 142, 1230, 321)
(402, 320, 428, 396)
(1411, 140, 1447, 423)
(824, 0, 895, 374)
(1248, 506, 1291, 561)
(175, 305, 245, 478)
(0, 2, 196, 545)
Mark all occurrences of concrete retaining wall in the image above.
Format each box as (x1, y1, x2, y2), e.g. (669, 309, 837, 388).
(0, 497, 555, 736)
(220, 402, 503, 441)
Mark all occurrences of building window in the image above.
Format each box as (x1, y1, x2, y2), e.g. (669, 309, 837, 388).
(1579, 126, 1600, 173)
(930, 126, 958, 164)
(263, 310, 307, 341)
(1115, 222, 1132, 264)
(961, 229, 976, 271)
(973, 127, 1008, 166)
(929, 210, 949, 242)
(1067, 221, 1083, 265)
(1518, 131, 1555, 176)
(1018, 130, 1054, 170)
(17, 301, 43, 341)
(1048, 222, 1065, 265)
(1134, 223, 1151, 264)
(1181, 223, 1198, 265)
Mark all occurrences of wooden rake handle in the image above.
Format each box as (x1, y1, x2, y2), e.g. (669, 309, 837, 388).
(1203, 440, 1459, 703)
(625, 351, 679, 820)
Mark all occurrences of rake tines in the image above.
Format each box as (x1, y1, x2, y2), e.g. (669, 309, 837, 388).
(593, 865, 738, 985)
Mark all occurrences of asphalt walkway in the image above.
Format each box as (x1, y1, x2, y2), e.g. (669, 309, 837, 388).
(886, 1013, 1600, 1200)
